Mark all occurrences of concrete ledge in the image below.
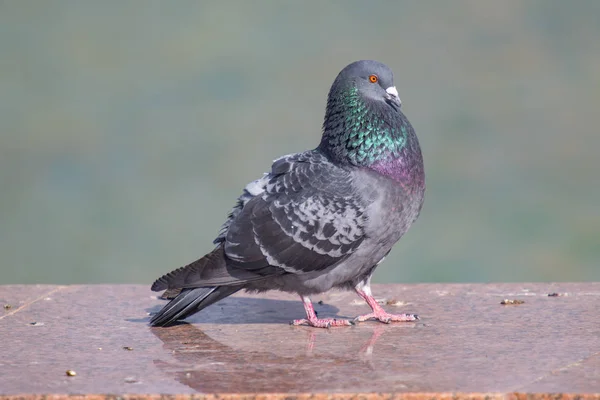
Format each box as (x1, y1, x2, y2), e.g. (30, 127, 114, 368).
(1, 283, 599, 397)
(2, 395, 600, 400)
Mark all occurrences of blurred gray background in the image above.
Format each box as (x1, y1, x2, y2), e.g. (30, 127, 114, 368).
(1, 1, 599, 285)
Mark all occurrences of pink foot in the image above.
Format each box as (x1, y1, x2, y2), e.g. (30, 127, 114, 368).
(354, 311, 419, 323)
(354, 285, 419, 324)
(291, 317, 353, 328)
(292, 295, 353, 329)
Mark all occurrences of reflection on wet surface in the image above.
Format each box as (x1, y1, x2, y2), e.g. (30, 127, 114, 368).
(151, 322, 418, 393)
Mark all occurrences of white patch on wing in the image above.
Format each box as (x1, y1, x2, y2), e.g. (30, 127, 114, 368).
(244, 174, 268, 197)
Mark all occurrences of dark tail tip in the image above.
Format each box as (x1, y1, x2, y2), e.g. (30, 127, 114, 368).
(149, 285, 242, 327)
(149, 287, 214, 327)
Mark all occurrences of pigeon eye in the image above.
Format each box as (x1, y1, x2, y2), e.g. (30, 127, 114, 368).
(369, 75, 378, 83)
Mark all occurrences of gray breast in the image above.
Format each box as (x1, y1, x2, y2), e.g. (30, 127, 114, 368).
(352, 168, 419, 247)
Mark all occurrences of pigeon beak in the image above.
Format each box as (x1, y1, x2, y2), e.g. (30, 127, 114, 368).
(385, 86, 401, 108)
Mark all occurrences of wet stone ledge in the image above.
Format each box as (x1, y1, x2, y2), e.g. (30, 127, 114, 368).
(0, 283, 599, 398)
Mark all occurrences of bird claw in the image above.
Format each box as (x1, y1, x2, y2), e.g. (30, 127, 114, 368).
(354, 312, 419, 324)
(291, 317, 354, 328)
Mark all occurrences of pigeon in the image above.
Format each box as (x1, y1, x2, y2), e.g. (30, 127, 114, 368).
(150, 60, 425, 328)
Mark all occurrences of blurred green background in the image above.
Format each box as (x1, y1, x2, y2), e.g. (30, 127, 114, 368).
(1, 1, 599, 285)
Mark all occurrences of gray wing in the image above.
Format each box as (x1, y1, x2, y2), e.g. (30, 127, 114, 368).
(213, 173, 268, 246)
(223, 151, 367, 274)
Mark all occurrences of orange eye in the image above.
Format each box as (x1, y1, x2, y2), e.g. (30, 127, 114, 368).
(369, 74, 378, 83)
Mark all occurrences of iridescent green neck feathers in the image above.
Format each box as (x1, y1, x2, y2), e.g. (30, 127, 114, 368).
(319, 85, 412, 167)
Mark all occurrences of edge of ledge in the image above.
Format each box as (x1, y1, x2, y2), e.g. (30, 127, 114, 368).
(1, 392, 600, 400)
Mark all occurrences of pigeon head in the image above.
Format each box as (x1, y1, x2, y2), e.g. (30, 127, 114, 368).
(332, 60, 401, 110)
(319, 60, 416, 168)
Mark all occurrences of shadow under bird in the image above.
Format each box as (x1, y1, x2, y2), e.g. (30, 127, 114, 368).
(150, 60, 425, 328)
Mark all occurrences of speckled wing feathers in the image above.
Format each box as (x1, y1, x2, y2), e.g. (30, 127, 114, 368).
(225, 151, 367, 275)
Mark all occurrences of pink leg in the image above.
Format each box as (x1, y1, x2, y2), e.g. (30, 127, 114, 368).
(354, 285, 419, 324)
(291, 296, 353, 328)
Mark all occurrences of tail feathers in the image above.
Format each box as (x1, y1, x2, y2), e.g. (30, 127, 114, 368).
(151, 245, 262, 292)
(149, 286, 241, 327)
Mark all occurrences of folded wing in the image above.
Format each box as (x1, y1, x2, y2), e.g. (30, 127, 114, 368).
(225, 151, 367, 274)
